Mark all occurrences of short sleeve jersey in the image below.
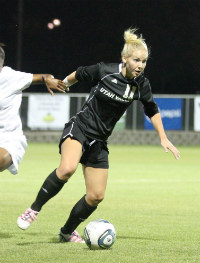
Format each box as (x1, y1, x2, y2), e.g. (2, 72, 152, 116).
(74, 62, 159, 141)
(0, 66, 33, 134)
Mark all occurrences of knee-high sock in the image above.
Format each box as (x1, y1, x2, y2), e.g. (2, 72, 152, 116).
(31, 169, 66, 212)
(61, 195, 97, 234)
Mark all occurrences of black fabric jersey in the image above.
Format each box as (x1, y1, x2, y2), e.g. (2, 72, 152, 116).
(72, 62, 159, 141)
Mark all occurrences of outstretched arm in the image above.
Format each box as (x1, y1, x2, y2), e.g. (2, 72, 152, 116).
(150, 113, 180, 160)
(63, 71, 78, 91)
(62, 63, 103, 92)
(32, 74, 67, 96)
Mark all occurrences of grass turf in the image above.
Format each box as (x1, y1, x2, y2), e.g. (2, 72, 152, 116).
(0, 143, 200, 263)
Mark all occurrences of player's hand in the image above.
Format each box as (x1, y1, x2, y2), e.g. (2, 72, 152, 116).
(161, 138, 180, 160)
(45, 76, 69, 95)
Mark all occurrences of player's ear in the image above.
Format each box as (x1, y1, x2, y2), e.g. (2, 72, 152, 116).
(122, 55, 127, 64)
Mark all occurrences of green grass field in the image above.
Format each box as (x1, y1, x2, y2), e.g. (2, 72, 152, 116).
(0, 143, 200, 263)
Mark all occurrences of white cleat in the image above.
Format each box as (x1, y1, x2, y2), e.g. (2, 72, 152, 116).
(17, 208, 39, 230)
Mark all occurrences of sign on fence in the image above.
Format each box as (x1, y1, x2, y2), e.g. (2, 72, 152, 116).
(144, 98, 183, 130)
(194, 96, 200, 131)
(27, 94, 70, 130)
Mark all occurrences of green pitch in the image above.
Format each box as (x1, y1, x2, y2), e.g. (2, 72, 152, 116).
(0, 143, 200, 263)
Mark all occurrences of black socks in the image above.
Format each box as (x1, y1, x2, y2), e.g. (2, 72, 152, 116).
(61, 195, 97, 234)
(31, 169, 66, 212)
(30, 170, 97, 235)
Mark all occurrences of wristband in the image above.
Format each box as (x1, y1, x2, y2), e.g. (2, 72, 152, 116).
(63, 76, 72, 87)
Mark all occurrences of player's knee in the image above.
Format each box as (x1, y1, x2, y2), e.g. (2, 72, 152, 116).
(57, 165, 77, 180)
(87, 192, 105, 206)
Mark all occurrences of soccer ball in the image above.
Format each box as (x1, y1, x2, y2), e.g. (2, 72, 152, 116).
(84, 219, 116, 250)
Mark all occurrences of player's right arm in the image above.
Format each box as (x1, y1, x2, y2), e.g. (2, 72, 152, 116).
(63, 71, 77, 89)
(63, 63, 102, 91)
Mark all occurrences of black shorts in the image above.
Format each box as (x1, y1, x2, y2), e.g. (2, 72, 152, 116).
(59, 120, 109, 169)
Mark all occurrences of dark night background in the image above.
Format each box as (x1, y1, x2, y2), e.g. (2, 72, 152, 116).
(1, 0, 200, 94)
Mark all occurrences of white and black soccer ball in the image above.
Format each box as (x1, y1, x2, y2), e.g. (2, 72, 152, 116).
(84, 219, 116, 250)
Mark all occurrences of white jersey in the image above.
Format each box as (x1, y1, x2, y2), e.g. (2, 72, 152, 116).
(0, 66, 33, 135)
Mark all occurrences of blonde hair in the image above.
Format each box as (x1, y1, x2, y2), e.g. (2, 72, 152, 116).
(121, 28, 148, 58)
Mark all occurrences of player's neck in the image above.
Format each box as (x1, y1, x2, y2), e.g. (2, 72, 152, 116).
(121, 66, 134, 80)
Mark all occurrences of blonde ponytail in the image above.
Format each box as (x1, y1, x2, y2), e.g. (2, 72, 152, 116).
(121, 28, 148, 57)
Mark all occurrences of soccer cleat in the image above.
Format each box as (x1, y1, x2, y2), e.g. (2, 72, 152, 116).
(59, 229, 85, 243)
(17, 208, 39, 230)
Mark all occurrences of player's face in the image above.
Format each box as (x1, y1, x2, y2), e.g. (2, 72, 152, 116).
(122, 48, 148, 79)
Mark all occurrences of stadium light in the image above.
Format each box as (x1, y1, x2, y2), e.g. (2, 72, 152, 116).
(53, 18, 61, 27)
(47, 22, 54, 30)
(47, 18, 61, 30)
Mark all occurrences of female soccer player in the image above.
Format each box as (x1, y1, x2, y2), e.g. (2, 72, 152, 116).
(17, 28, 180, 243)
(0, 44, 67, 175)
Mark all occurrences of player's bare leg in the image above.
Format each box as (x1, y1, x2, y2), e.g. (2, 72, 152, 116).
(56, 137, 83, 181)
(83, 166, 108, 207)
(0, 148, 12, 172)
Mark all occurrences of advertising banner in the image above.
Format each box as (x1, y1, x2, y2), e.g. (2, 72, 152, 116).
(144, 98, 183, 130)
(27, 94, 70, 130)
(194, 96, 200, 131)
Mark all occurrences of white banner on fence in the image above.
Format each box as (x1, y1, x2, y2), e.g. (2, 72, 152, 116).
(27, 94, 70, 130)
(194, 96, 200, 131)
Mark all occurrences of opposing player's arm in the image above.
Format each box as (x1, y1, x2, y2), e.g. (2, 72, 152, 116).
(32, 74, 67, 95)
(32, 74, 53, 84)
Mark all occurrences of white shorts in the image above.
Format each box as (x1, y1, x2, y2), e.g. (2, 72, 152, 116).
(0, 132, 27, 175)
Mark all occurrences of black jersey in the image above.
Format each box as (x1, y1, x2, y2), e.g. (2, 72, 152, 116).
(72, 62, 159, 141)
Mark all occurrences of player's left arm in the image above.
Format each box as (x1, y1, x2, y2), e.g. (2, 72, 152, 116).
(150, 113, 180, 160)
(140, 79, 180, 160)
(32, 74, 67, 96)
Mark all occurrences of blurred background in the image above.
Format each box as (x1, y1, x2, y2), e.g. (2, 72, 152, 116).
(1, 0, 200, 94)
(1, 0, 200, 142)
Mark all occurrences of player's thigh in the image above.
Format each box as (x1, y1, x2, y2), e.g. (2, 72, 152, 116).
(57, 137, 83, 176)
(83, 166, 108, 200)
(0, 147, 12, 170)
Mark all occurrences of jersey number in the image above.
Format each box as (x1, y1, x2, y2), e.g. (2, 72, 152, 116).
(123, 84, 137, 100)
